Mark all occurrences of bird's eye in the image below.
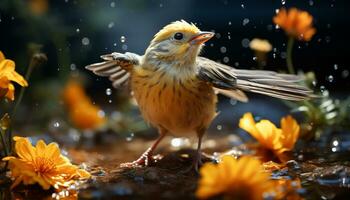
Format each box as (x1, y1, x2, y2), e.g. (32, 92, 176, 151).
(174, 32, 184, 40)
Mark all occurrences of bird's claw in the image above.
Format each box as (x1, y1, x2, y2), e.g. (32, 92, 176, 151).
(120, 147, 153, 168)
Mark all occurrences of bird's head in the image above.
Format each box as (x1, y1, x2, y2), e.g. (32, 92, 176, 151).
(145, 20, 214, 66)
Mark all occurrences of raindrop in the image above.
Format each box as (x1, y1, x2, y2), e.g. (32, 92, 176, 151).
(241, 38, 250, 48)
(320, 85, 326, 93)
(327, 75, 334, 83)
(230, 99, 237, 105)
(223, 57, 229, 63)
(220, 46, 227, 53)
(280, 52, 287, 59)
(106, 88, 112, 96)
(342, 70, 349, 78)
(108, 99, 113, 103)
(228, 21, 232, 26)
(242, 18, 250, 26)
(216, 125, 222, 131)
(120, 36, 126, 43)
(333, 64, 338, 70)
(309, 0, 314, 6)
(275, 24, 280, 29)
(76, 28, 80, 33)
(97, 110, 105, 118)
(281, 0, 286, 5)
(110, 1, 116, 8)
(253, 56, 257, 61)
(122, 44, 128, 50)
(126, 133, 134, 142)
(108, 22, 115, 28)
(54, 122, 60, 128)
(82, 37, 90, 45)
(275, 9, 280, 14)
(70, 63, 76, 70)
(241, 4, 245, 9)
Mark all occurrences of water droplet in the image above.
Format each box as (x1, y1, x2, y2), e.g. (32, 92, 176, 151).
(333, 64, 338, 70)
(216, 125, 222, 130)
(228, 21, 232, 26)
(215, 33, 221, 39)
(273, 53, 276, 58)
(320, 85, 326, 92)
(241, 38, 250, 48)
(82, 37, 90, 45)
(327, 75, 334, 82)
(108, 99, 112, 103)
(230, 99, 237, 105)
(54, 122, 60, 128)
(280, 52, 287, 59)
(108, 22, 115, 28)
(113, 43, 117, 47)
(275, 9, 280, 14)
(76, 28, 80, 33)
(309, 0, 314, 6)
(253, 56, 257, 61)
(220, 46, 227, 53)
(332, 140, 339, 146)
(122, 44, 128, 50)
(342, 70, 349, 78)
(106, 88, 112, 95)
(281, 0, 286, 5)
(234, 62, 239, 67)
(110, 1, 116, 7)
(242, 18, 250, 26)
(223, 57, 229, 63)
(275, 24, 280, 29)
(120, 36, 126, 43)
(159, 3, 163, 7)
(97, 110, 105, 118)
(70, 63, 76, 70)
(126, 133, 134, 142)
(241, 4, 245, 9)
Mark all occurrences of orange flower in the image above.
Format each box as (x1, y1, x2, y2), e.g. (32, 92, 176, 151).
(239, 113, 300, 162)
(2, 137, 90, 190)
(196, 156, 274, 200)
(63, 80, 106, 130)
(0, 51, 28, 101)
(273, 8, 316, 41)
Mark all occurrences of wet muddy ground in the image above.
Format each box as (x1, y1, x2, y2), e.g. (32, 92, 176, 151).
(1, 133, 350, 200)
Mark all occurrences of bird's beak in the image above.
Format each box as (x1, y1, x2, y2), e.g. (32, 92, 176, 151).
(189, 31, 214, 45)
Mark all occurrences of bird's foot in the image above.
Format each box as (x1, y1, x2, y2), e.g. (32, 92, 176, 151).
(120, 147, 154, 168)
(180, 152, 203, 174)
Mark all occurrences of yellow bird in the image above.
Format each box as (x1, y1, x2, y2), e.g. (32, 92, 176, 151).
(86, 20, 313, 170)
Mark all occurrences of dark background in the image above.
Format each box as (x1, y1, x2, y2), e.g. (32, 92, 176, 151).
(0, 0, 349, 97)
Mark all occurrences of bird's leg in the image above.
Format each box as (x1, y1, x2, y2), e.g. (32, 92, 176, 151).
(181, 128, 206, 173)
(120, 128, 167, 168)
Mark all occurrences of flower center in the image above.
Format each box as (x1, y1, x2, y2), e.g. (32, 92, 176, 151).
(34, 157, 56, 173)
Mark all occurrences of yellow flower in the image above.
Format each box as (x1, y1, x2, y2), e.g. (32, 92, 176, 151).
(63, 80, 106, 130)
(249, 38, 272, 52)
(28, 0, 48, 15)
(0, 51, 28, 101)
(196, 156, 274, 200)
(273, 8, 316, 41)
(239, 113, 300, 162)
(2, 137, 90, 190)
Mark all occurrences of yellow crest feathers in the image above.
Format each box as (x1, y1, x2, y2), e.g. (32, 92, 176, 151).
(152, 20, 200, 42)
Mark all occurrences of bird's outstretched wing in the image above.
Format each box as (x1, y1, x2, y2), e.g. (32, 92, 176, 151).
(196, 56, 314, 101)
(85, 52, 141, 88)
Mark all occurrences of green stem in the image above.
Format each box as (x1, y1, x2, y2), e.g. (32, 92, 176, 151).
(286, 37, 295, 74)
(8, 54, 44, 153)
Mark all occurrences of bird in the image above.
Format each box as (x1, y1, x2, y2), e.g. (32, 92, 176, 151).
(86, 20, 314, 171)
